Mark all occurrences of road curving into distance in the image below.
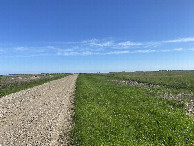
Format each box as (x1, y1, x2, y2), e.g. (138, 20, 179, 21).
(0, 74, 78, 146)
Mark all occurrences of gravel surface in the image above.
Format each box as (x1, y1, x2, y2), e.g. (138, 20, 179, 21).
(0, 74, 78, 146)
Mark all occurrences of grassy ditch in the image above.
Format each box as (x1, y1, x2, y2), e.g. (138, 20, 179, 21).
(72, 74, 194, 145)
(0, 74, 70, 97)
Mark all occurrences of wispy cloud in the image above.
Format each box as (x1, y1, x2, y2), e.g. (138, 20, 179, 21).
(57, 50, 130, 56)
(14, 47, 29, 51)
(82, 39, 113, 47)
(164, 37, 194, 43)
(117, 41, 142, 48)
(174, 48, 183, 51)
(136, 49, 156, 53)
(2, 37, 193, 56)
(59, 51, 102, 56)
(105, 50, 129, 55)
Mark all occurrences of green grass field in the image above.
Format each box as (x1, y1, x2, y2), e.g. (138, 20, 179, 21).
(108, 71, 194, 91)
(72, 73, 194, 145)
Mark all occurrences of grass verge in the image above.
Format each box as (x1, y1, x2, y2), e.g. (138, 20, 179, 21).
(72, 74, 194, 145)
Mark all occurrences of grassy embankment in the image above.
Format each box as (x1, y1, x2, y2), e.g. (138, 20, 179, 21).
(0, 74, 69, 97)
(72, 73, 194, 145)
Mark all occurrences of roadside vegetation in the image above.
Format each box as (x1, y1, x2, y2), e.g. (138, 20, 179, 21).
(72, 73, 194, 145)
(0, 74, 70, 97)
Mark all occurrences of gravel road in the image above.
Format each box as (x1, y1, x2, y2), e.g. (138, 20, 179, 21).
(0, 74, 78, 146)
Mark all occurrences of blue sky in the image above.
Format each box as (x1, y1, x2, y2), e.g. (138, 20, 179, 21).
(0, 0, 194, 74)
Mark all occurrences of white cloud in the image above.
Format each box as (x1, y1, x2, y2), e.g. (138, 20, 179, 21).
(143, 42, 161, 48)
(14, 47, 28, 51)
(5, 37, 194, 57)
(57, 49, 158, 56)
(58, 52, 77, 56)
(174, 48, 183, 51)
(56, 50, 130, 56)
(105, 50, 129, 55)
(92, 41, 112, 47)
(164, 37, 194, 43)
(117, 41, 142, 48)
(136, 49, 156, 53)
(59, 51, 96, 56)
(47, 46, 61, 50)
(48, 46, 74, 55)
(82, 39, 113, 47)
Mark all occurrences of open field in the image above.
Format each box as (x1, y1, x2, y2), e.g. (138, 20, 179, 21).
(0, 74, 78, 145)
(106, 71, 194, 116)
(0, 74, 70, 97)
(0, 72, 194, 145)
(72, 73, 194, 145)
(108, 71, 194, 91)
